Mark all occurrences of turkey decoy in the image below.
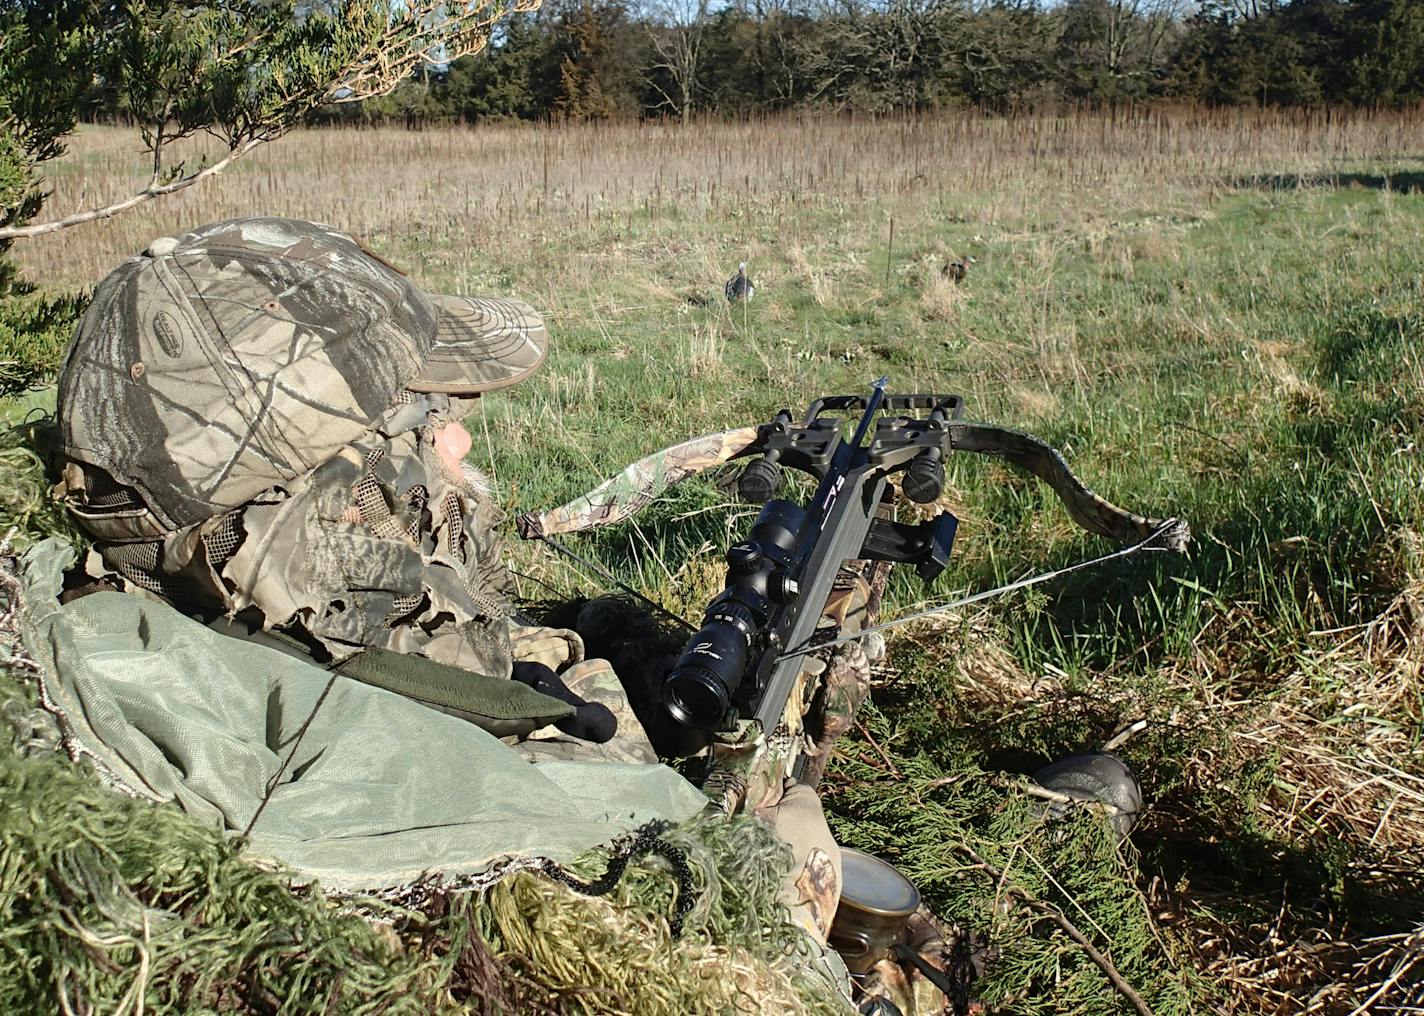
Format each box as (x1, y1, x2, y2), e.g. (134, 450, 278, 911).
(725, 262, 754, 303)
(942, 255, 976, 284)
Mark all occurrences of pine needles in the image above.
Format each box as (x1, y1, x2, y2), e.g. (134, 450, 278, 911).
(824, 701, 1205, 1016)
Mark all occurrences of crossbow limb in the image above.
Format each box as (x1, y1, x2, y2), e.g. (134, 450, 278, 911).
(517, 419, 1190, 554)
(949, 422, 1191, 552)
(516, 426, 762, 539)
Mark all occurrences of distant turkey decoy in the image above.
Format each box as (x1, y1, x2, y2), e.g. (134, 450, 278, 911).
(725, 262, 754, 303)
(942, 255, 976, 284)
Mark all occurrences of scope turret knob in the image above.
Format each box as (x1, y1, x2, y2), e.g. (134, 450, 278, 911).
(727, 542, 763, 575)
(770, 574, 800, 603)
(739, 456, 783, 502)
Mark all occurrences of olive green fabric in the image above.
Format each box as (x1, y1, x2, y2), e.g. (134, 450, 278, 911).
(19, 539, 708, 890)
(339, 646, 573, 736)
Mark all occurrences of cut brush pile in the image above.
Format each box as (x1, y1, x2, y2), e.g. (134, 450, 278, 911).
(829, 537, 1424, 1015)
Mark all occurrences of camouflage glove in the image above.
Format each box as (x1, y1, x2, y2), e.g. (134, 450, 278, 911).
(800, 639, 874, 789)
(860, 909, 981, 1016)
(509, 623, 585, 671)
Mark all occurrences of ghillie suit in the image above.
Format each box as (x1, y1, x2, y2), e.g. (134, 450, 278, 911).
(60, 389, 515, 671)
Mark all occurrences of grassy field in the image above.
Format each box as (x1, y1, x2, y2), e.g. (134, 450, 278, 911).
(6, 108, 1424, 1014)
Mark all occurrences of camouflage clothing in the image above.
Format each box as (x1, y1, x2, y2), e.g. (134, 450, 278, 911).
(515, 657, 662, 766)
(54, 217, 548, 672)
(70, 391, 515, 672)
(56, 216, 545, 536)
(801, 559, 889, 789)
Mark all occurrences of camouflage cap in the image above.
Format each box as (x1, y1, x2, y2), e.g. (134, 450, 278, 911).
(56, 217, 546, 534)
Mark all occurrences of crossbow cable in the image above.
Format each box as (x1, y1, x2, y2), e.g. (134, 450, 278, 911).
(516, 426, 763, 539)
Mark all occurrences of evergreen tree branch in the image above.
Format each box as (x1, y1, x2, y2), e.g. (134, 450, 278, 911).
(954, 842, 1157, 1016)
(0, 135, 269, 241)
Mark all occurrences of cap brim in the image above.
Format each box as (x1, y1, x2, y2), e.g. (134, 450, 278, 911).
(405, 294, 547, 394)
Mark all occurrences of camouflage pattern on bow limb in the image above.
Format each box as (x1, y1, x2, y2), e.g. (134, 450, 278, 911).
(515, 426, 763, 539)
(948, 422, 1192, 551)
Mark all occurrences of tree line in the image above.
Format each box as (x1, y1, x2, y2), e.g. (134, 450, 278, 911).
(326, 0, 1424, 123)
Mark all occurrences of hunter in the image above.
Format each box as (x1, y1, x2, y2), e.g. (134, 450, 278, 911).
(50, 216, 849, 954)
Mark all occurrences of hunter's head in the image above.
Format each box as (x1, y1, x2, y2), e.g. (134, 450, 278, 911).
(53, 216, 546, 668)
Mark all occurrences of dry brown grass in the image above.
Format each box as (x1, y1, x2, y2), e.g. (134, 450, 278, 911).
(1166, 890, 1424, 1016)
(18, 107, 1424, 294)
(1150, 567, 1424, 1015)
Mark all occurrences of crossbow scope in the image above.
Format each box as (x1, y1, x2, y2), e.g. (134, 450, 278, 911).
(659, 380, 964, 747)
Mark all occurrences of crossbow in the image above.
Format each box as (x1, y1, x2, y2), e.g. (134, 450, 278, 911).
(518, 379, 1189, 792)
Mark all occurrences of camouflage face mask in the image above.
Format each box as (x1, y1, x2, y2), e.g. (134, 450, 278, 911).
(76, 391, 514, 677)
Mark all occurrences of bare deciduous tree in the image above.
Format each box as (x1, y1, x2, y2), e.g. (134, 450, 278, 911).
(1057, 0, 1189, 97)
(642, 0, 712, 120)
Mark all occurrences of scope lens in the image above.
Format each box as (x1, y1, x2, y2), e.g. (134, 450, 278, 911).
(661, 606, 754, 731)
(663, 665, 732, 729)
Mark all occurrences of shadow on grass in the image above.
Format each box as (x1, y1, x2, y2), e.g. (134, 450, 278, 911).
(1233, 171, 1424, 194)
(1316, 304, 1424, 384)
(1144, 818, 1424, 937)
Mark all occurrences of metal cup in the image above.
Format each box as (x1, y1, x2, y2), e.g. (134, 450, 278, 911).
(829, 848, 921, 975)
